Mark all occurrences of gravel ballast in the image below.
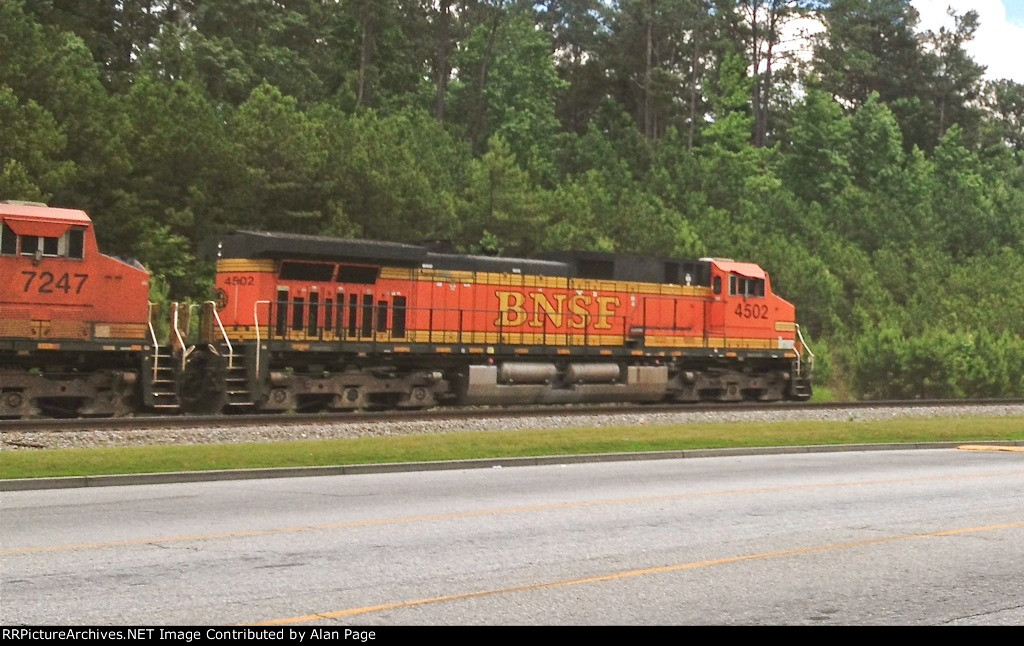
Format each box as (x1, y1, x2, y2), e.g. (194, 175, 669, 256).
(3, 404, 1023, 451)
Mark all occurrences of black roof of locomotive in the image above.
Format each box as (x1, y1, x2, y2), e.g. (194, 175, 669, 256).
(422, 252, 571, 277)
(208, 230, 708, 285)
(211, 230, 428, 265)
(539, 250, 711, 286)
(209, 230, 572, 276)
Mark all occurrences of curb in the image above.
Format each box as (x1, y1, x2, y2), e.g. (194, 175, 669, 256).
(3, 440, 1022, 491)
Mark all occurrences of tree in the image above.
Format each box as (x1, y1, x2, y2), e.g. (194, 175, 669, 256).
(931, 125, 1001, 258)
(778, 87, 851, 204)
(921, 7, 985, 144)
(0, 87, 75, 200)
(812, 0, 928, 108)
(22, 0, 163, 92)
(119, 74, 246, 248)
(228, 84, 329, 232)
(537, 0, 609, 134)
(317, 106, 466, 243)
(458, 136, 550, 254)
(601, 0, 719, 141)
(981, 80, 1024, 158)
(449, 3, 566, 177)
(742, 1, 814, 147)
(0, 0, 130, 225)
(178, 0, 323, 105)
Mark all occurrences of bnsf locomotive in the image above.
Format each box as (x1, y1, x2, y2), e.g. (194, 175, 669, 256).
(0, 202, 812, 418)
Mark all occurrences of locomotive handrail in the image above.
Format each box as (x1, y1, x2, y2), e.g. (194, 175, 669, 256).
(242, 302, 805, 356)
(204, 301, 234, 370)
(253, 300, 271, 378)
(147, 301, 160, 383)
(795, 324, 815, 377)
(171, 302, 191, 370)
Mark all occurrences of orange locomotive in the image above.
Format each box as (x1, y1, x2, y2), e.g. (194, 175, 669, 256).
(188, 230, 813, 413)
(0, 202, 151, 417)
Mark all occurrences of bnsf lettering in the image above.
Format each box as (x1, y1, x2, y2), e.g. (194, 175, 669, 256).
(494, 290, 620, 330)
(21, 271, 88, 294)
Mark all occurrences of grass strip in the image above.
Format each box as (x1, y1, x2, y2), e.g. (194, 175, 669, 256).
(2, 416, 1023, 479)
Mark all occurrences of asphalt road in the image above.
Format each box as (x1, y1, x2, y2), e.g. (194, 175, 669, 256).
(2, 448, 1022, 625)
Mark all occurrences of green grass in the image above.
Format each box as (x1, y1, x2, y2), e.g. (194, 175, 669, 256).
(809, 386, 836, 402)
(2, 416, 1023, 479)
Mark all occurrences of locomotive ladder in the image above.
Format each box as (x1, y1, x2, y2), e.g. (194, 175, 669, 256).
(792, 324, 815, 400)
(146, 302, 181, 412)
(794, 324, 815, 378)
(206, 300, 255, 410)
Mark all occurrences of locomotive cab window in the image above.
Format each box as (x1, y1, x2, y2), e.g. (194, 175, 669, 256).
(3, 225, 86, 259)
(67, 228, 85, 259)
(0, 222, 15, 255)
(729, 275, 765, 298)
(42, 236, 59, 256)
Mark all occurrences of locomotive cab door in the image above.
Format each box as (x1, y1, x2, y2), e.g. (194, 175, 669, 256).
(705, 273, 726, 348)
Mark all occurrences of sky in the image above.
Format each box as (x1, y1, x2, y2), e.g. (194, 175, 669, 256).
(911, 0, 1024, 83)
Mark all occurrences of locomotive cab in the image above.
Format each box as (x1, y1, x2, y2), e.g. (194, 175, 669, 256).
(0, 202, 150, 341)
(706, 260, 796, 349)
(703, 259, 811, 399)
(0, 202, 151, 417)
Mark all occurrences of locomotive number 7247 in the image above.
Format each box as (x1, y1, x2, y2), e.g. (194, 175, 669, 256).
(21, 271, 89, 294)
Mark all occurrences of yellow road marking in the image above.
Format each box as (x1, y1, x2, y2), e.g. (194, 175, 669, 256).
(4, 470, 1022, 556)
(958, 445, 1024, 453)
(254, 520, 1024, 625)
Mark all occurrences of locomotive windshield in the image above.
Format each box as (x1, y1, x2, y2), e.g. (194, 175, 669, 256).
(0, 220, 85, 259)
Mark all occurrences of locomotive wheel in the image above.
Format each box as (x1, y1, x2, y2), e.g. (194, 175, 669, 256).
(176, 351, 228, 415)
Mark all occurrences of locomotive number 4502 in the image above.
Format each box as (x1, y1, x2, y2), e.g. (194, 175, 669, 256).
(21, 271, 89, 294)
(735, 303, 770, 319)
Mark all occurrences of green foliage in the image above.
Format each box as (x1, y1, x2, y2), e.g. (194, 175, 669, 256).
(702, 53, 754, 151)
(459, 136, 549, 254)
(850, 326, 1024, 399)
(0, 87, 75, 199)
(318, 107, 465, 243)
(449, 5, 567, 178)
(134, 222, 207, 301)
(780, 88, 852, 204)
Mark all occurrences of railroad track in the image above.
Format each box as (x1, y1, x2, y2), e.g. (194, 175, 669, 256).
(4, 399, 1024, 433)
